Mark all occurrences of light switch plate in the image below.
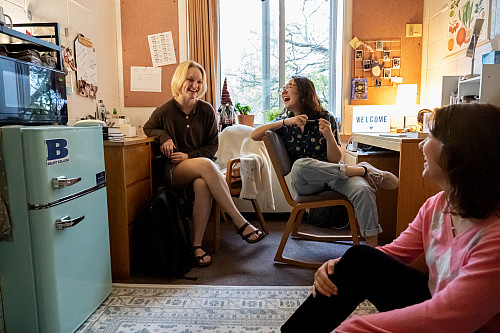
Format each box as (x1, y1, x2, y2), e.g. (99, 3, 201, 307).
(406, 24, 422, 37)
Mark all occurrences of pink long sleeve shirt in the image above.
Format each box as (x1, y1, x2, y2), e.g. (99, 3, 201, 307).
(336, 192, 500, 333)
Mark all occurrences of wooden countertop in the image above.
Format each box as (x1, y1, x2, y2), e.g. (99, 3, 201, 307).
(352, 133, 424, 152)
(103, 136, 155, 146)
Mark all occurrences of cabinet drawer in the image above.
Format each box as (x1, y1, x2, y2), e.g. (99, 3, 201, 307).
(124, 144, 151, 185)
(126, 178, 152, 225)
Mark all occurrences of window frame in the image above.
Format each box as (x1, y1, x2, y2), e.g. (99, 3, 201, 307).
(218, 0, 347, 126)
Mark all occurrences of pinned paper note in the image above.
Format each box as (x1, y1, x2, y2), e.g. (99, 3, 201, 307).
(349, 37, 362, 49)
(148, 31, 177, 67)
(130, 66, 162, 92)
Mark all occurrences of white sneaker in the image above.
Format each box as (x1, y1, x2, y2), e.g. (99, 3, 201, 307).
(357, 162, 399, 190)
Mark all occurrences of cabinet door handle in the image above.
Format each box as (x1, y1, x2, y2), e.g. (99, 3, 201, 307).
(56, 215, 85, 230)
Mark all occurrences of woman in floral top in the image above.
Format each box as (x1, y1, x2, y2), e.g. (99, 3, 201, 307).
(251, 76, 399, 247)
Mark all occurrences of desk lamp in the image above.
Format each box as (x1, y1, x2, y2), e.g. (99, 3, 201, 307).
(396, 84, 417, 105)
(396, 84, 418, 132)
(463, 18, 485, 80)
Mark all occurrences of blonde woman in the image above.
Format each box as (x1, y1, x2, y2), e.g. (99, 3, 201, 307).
(144, 60, 265, 267)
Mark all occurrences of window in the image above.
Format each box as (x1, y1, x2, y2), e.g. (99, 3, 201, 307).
(219, 0, 343, 124)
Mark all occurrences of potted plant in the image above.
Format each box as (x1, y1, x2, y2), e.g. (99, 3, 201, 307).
(262, 107, 282, 123)
(234, 102, 254, 127)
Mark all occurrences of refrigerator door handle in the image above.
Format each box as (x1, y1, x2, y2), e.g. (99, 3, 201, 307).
(52, 176, 82, 189)
(56, 215, 85, 230)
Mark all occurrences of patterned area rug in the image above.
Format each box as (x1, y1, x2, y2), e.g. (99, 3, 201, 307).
(76, 283, 378, 333)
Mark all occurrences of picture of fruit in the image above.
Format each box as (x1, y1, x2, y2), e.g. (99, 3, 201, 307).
(464, 28, 472, 44)
(456, 27, 466, 46)
(448, 38, 455, 51)
(448, 0, 486, 53)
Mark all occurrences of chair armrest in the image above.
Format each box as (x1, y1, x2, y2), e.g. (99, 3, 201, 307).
(226, 158, 241, 188)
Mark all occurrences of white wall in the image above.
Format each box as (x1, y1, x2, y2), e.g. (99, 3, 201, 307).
(421, 0, 500, 108)
(1, 0, 121, 124)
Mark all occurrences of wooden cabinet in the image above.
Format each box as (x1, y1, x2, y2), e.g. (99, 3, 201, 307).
(344, 150, 399, 242)
(346, 133, 441, 238)
(104, 137, 154, 279)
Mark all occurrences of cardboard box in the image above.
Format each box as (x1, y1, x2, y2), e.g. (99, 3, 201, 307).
(482, 51, 500, 64)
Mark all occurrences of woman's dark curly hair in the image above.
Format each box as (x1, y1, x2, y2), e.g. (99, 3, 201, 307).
(429, 103, 500, 219)
(285, 76, 329, 119)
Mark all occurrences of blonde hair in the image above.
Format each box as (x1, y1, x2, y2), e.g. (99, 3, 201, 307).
(171, 60, 207, 98)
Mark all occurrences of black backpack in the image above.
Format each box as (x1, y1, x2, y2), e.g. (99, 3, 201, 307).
(307, 206, 349, 229)
(134, 187, 196, 279)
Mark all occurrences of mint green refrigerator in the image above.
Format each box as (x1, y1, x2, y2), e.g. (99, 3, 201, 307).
(0, 125, 112, 332)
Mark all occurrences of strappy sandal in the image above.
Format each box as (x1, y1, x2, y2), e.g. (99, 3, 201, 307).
(192, 246, 212, 267)
(235, 222, 265, 244)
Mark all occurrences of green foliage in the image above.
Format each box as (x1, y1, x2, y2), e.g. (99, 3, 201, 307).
(459, 0, 474, 28)
(262, 107, 282, 123)
(234, 102, 252, 115)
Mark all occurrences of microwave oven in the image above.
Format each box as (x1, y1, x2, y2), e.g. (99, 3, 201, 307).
(0, 55, 68, 125)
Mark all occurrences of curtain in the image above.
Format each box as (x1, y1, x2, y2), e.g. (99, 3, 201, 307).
(188, 0, 219, 109)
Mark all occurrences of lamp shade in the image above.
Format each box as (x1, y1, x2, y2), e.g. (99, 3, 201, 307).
(396, 84, 417, 105)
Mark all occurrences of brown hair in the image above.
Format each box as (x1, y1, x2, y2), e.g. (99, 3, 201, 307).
(286, 76, 329, 119)
(429, 103, 500, 219)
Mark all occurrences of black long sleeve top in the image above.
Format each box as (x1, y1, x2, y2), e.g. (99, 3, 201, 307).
(144, 99, 218, 160)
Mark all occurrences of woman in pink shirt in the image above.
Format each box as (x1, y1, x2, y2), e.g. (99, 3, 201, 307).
(281, 103, 500, 333)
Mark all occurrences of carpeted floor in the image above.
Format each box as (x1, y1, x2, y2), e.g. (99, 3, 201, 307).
(76, 283, 378, 333)
(116, 213, 358, 286)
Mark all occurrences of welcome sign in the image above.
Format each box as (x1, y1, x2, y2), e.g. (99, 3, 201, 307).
(352, 106, 391, 133)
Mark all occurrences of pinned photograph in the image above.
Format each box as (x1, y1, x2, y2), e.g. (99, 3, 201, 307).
(376, 40, 384, 51)
(352, 78, 368, 100)
(363, 60, 371, 71)
(375, 78, 382, 87)
(383, 51, 391, 61)
(392, 57, 401, 68)
(383, 68, 392, 78)
(355, 49, 363, 61)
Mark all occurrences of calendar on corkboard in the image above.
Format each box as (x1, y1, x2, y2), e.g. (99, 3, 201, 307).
(352, 39, 401, 88)
(120, 0, 180, 107)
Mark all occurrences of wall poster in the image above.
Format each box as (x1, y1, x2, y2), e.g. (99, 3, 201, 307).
(74, 34, 98, 99)
(447, 0, 489, 55)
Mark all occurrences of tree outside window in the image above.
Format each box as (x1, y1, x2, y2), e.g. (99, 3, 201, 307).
(220, 0, 336, 124)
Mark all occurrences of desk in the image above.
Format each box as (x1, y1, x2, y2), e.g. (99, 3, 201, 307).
(348, 133, 440, 237)
(104, 136, 154, 279)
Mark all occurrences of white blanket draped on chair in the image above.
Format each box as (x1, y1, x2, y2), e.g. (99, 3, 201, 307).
(215, 125, 275, 210)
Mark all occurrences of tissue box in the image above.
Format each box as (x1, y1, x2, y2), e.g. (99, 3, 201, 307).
(119, 124, 137, 137)
(482, 51, 500, 64)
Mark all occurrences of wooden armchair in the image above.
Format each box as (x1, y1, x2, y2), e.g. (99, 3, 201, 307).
(263, 130, 361, 268)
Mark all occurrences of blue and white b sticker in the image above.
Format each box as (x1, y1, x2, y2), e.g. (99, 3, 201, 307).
(46, 138, 70, 166)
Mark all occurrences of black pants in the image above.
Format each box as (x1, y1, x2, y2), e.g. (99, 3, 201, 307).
(281, 245, 432, 333)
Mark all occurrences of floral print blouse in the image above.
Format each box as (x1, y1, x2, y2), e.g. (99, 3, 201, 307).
(274, 113, 340, 164)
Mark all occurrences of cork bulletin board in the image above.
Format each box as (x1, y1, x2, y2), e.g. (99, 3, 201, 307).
(120, 0, 179, 107)
(351, 0, 424, 105)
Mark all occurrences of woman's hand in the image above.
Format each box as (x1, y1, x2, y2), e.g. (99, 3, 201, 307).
(318, 118, 334, 141)
(161, 139, 176, 158)
(312, 259, 338, 298)
(284, 114, 309, 127)
(170, 152, 188, 164)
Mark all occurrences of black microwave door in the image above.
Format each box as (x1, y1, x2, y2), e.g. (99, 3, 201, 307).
(0, 56, 68, 125)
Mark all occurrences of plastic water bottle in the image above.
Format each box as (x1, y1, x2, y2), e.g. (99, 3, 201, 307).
(97, 100, 106, 121)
